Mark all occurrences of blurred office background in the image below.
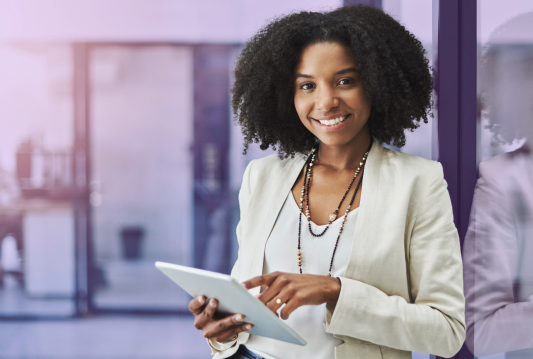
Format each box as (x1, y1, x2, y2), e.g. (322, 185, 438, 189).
(0, 0, 532, 358)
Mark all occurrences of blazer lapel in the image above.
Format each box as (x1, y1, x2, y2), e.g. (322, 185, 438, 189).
(343, 140, 384, 279)
(242, 155, 306, 294)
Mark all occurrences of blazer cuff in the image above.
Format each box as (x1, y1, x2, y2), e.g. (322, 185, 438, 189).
(325, 276, 360, 335)
(206, 333, 250, 358)
(207, 338, 237, 352)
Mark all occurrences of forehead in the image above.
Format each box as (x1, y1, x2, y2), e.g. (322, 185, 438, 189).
(295, 42, 356, 75)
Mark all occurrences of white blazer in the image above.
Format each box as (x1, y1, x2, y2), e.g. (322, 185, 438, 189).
(211, 141, 465, 359)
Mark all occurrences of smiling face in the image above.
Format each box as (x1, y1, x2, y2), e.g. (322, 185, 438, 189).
(294, 42, 371, 148)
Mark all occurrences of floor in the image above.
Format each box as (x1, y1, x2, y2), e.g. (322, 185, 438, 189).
(93, 260, 189, 310)
(0, 315, 210, 359)
(0, 275, 74, 317)
(0, 263, 208, 359)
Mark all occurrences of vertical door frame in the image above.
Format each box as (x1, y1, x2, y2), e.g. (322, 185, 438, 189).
(434, 0, 478, 245)
(192, 44, 236, 274)
(434, 0, 477, 359)
(73, 43, 93, 316)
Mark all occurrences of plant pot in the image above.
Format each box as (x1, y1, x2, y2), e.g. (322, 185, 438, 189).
(120, 227, 145, 260)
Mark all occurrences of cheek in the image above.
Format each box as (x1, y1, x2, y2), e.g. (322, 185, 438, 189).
(357, 91, 372, 113)
(343, 89, 366, 107)
(293, 94, 311, 121)
(342, 92, 371, 119)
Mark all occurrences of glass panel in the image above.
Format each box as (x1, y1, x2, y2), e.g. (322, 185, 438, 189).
(382, 0, 436, 161)
(464, 2, 533, 358)
(90, 45, 194, 310)
(0, 43, 75, 316)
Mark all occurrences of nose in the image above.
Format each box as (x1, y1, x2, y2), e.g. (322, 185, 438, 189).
(315, 85, 339, 111)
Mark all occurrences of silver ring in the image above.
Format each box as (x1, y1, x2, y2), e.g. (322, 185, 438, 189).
(276, 298, 282, 305)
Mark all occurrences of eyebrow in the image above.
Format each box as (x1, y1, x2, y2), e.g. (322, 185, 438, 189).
(295, 67, 358, 79)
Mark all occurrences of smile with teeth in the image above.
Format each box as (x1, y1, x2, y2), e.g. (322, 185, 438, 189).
(316, 115, 348, 126)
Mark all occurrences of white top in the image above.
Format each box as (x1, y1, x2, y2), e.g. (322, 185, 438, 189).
(245, 192, 359, 359)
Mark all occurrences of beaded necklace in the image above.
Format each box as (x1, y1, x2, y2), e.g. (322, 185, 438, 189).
(297, 141, 372, 276)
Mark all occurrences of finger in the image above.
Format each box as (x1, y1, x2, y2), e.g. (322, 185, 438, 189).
(188, 296, 206, 315)
(202, 312, 247, 339)
(195, 298, 217, 329)
(279, 297, 301, 320)
(266, 290, 289, 313)
(258, 274, 290, 305)
(242, 272, 279, 290)
(257, 285, 278, 305)
(203, 298, 218, 321)
(213, 323, 254, 343)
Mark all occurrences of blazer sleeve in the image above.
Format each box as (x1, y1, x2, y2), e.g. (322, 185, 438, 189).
(325, 162, 466, 358)
(208, 160, 254, 358)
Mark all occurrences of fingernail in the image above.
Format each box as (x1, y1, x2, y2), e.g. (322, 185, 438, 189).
(210, 299, 216, 307)
(234, 314, 244, 322)
(245, 324, 253, 330)
(197, 296, 204, 304)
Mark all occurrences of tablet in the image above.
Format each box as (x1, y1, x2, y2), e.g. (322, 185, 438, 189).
(155, 261, 306, 346)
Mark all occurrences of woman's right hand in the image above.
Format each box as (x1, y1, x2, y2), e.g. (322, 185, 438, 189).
(188, 295, 253, 343)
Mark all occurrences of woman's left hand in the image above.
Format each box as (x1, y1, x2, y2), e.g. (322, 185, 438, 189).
(242, 272, 341, 320)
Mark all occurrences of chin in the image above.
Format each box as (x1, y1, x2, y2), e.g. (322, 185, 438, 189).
(314, 134, 357, 148)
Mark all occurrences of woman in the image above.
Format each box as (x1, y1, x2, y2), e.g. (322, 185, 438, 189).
(189, 5, 465, 359)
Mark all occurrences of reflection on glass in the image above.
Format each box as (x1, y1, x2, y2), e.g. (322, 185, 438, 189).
(464, 10, 533, 359)
(0, 44, 75, 316)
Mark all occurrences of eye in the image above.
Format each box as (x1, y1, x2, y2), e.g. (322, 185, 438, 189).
(338, 78, 355, 86)
(299, 83, 315, 90)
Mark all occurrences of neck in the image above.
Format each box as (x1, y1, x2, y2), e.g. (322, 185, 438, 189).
(316, 127, 372, 171)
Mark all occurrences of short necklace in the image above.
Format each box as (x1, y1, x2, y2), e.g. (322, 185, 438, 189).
(297, 141, 372, 276)
(303, 146, 369, 237)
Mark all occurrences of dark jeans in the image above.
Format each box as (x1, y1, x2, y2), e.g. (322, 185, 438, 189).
(227, 345, 265, 359)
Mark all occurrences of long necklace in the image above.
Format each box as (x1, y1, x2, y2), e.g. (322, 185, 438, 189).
(297, 141, 372, 276)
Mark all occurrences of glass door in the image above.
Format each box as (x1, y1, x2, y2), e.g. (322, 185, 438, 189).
(0, 43, 76, 317)
(89, 45, 194, 310)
